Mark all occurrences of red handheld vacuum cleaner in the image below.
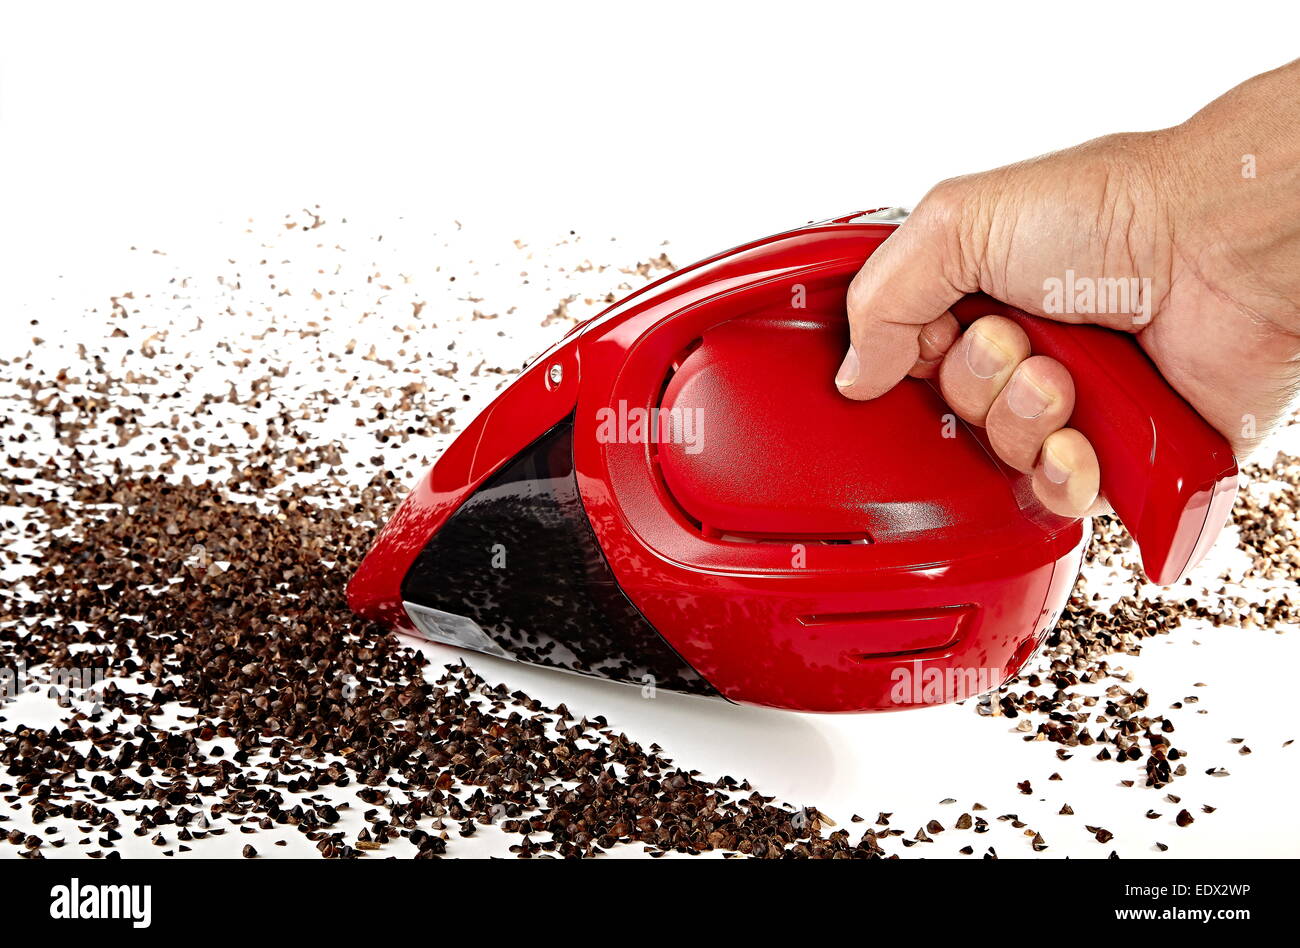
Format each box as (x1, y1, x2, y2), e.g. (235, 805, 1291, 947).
(348, 211, 1238, 712)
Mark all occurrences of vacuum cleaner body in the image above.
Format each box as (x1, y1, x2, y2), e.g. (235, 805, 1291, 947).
(348, 213, 1238, 712)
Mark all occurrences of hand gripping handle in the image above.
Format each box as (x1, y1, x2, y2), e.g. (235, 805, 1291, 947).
(951, 297, 1238, 585)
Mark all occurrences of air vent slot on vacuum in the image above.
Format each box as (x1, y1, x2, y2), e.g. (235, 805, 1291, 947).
(703, 527, 872, 546)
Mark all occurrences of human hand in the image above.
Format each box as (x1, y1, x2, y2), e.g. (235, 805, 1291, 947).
(837, 59, 1300, 517)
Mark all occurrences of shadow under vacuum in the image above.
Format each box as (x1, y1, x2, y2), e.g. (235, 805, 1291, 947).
(397, 632, 837, 794)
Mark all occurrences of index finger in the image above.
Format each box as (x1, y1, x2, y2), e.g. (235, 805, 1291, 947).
(836, 196, 972, 399)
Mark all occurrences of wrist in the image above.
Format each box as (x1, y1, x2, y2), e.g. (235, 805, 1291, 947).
(1142, 74, 1300, 337)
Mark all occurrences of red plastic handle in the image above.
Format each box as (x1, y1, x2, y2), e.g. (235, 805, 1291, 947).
(950, 296, 1238, 585)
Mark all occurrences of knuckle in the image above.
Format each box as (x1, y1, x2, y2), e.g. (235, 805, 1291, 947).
(845, 270, 870, 320)
(913, 173, 992, 292)
(921, 175, 971, 215)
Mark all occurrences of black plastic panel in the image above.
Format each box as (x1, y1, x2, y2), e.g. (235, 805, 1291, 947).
(400, 417, 717, 696)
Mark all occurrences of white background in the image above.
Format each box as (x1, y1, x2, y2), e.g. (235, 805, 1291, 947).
(2, 1, 1297, 859)
(5, 1, 1300, 301)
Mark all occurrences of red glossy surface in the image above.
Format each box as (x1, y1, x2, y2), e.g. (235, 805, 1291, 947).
(345, 342, 580, 628)
(570, 220, 1083, 710)
(349, 213, 1237, 712)
(950, 300, 1238, 584)
(657, 315, 1044, 542)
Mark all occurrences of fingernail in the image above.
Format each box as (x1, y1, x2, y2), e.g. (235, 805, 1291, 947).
(965, 331, 1008, 379)
(835, 347, 859, 388)
(1005, 372, 1051, 419)
(1042, 448, 1070, 484)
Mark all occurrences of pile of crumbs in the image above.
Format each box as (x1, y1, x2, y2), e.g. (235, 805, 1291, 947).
(1, 210, 1295, 859)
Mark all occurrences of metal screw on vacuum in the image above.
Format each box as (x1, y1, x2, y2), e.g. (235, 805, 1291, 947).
(548, 363, 563, 385)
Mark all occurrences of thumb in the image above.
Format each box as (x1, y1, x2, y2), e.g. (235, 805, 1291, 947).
(836, 185, 980, 399)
